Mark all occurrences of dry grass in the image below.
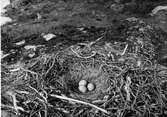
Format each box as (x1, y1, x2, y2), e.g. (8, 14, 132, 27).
(1, 18, 167, 117)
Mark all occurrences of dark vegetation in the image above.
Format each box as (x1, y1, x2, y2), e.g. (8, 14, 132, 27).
(1, 0, 167, 117)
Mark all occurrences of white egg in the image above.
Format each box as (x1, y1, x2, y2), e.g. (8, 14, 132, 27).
(79, 80, 87, 86)
(87, 83, 95, 91)
(78, 85, 87, 93)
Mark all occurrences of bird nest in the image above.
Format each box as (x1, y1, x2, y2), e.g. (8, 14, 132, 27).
(63, 60, 111, 102)
(2, 17, 167, 117)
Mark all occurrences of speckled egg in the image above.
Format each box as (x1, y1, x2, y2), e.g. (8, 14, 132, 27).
(87, 83, 95, 91)
(78, 85, 87, 93)
(79, 80, 87, 86)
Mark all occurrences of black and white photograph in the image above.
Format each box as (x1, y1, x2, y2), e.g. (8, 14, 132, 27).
(1, 0, 167, 117)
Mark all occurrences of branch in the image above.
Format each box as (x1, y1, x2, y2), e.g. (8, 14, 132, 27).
(150, 5, 167, 16)
(50, 94, 109, 114)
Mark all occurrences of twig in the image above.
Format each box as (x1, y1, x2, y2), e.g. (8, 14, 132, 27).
(121, 44, 128, 56)
(89, 35, 104, 46)
(50, 94, 109, 114)
(70, 46, 96, 59)
(28, 85, 47, 102)
(150, 5, 167, 16)
(6, 91, 25, 113)
(45, 57, 56, 76)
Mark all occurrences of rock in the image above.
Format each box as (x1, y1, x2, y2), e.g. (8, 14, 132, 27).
(43, 33, 56, 41)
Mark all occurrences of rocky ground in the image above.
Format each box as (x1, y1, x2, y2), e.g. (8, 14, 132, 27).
(1, 0, 167, 117)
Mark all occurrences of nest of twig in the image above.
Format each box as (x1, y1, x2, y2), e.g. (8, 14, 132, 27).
(1, 18, 167, 117)
(63, 60, 111, 101)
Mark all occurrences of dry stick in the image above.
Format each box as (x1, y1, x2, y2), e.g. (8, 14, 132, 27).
(70, 35, 105, 59)
(27, 85, 48, 117)
(89, 35, 104, 46)
(151, 5, 167, 16)
(121, 44, 128, 56)
(45, 57, 56, 76)
(70, 46, 96, 59)
(7, 92, 25, 113)
(50, 94, 109, 114)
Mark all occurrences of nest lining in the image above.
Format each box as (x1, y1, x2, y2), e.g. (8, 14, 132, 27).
(62, 60, 112, 102)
